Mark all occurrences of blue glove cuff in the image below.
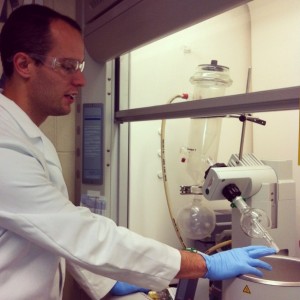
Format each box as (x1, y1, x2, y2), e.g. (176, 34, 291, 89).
(110, 281, 150, 296)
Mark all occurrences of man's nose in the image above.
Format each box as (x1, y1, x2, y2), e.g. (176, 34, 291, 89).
(72, 71, 86, 87)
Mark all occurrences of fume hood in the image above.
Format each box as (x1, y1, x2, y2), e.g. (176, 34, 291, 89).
(83, 0, 250, 62)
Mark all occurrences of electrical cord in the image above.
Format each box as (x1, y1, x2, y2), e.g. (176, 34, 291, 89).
(205, 240, 232, 255)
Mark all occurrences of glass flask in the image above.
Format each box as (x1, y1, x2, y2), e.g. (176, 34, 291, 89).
(233, 195, 279, 251)
(177, 196, 216, 240)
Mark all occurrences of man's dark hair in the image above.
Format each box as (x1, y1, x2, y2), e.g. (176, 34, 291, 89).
(0, 4, 82, 78)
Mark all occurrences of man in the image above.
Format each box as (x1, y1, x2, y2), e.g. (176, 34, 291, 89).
(0, 4, 275, 300)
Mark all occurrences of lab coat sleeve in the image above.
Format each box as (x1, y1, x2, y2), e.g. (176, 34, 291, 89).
(0, 138, 181, 291)
(67, 262, 116, 300)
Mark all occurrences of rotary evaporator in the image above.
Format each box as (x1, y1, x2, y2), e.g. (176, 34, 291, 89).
(160, 60, 300, 300)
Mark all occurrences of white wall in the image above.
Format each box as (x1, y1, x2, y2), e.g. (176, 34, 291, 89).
(128, 5, 253, 248)
(249, 0, 300, 257)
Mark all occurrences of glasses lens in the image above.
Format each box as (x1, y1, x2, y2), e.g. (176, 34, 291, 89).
(79, 61, 85, 72)
(59, 59, 85, 74)
(29, 54, 85, 74)
(59, 59, 77, 74)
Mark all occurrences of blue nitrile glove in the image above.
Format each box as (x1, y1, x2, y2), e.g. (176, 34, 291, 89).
(110, 281, 150, 296)
(202, 245, 276, 281)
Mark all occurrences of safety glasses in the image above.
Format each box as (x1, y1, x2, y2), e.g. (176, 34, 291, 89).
(29, 54, 85, 75)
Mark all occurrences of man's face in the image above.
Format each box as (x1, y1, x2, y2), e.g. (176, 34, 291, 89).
(28, 20, 85, 121)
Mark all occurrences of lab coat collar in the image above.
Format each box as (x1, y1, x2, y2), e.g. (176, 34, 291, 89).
(0, 93, 43, 139)
(0, 93, 62, 170)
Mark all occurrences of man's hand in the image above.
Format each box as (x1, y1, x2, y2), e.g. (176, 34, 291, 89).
(203, 245, 276, 281)
(110, 281, 150, 296)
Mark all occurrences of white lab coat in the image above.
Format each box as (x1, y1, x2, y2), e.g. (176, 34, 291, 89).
(0, 94, 180, 300)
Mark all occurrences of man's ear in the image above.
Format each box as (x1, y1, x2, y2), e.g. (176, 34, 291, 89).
(13, 52, 32, 78)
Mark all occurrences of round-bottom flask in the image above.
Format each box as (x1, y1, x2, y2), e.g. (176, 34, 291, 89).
(240, 207, 270, 238)
(177, 196, 216, 240)
(232, 195, 280, 251)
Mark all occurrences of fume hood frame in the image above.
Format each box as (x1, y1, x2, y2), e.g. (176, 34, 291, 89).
(82, 0, 251, 63)
(114, 86, 300, 123)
